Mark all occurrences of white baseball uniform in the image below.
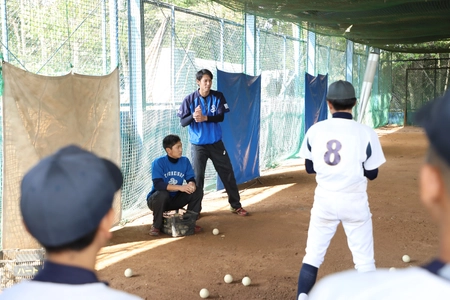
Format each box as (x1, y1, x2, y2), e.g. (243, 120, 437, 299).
(0, 261, 143, 300)
(309, 265, 450, 299)
(0, 281, 143, 299)
(299, 114, 386, 271)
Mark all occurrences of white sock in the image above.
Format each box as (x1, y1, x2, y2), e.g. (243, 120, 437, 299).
(298, 293, 308, 300)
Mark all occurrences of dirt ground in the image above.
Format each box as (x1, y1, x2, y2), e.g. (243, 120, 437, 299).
(96, 126, 438, 299)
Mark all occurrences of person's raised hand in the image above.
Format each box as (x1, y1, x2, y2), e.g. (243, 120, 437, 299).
(193, 106, 205, 122)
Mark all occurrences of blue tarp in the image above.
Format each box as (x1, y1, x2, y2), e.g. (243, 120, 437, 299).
(216, 70, 261, 190)
(305, 73, 328, 132)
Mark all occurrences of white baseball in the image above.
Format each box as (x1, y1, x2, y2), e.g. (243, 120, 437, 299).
(389, 267, 396, 272)
(212, 228, 219, 235)
(402, 255, 411, 263)
(242, 276, 251, 286)
(124, 268, 133, 278)
(224, 274, 233, 283)
(199, 288, 209, 298)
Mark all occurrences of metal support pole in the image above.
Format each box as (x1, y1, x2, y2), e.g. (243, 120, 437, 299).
(346, 40, 353, 83)
(256, 28, 260, 74)
(283, 35, 286, 87)
(127, 0, 146, 137)
(307, 25, 315, 75)
(405, 70, 408, 126)
(293, 24, 300, 97)
(171, 5, 175, 106)
(357, 51, 379, 123)
(244, 13, 256, 76)
(1, 0, 8, 61)
(434, 59, 437, 100)
(109, 0, 119, 71)
(101, 0, 107, 74)
(220, 19, 224, 70)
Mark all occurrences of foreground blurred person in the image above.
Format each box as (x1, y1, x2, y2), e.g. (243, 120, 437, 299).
(0, 145, 142, 299)
(308, 91, 450, 299)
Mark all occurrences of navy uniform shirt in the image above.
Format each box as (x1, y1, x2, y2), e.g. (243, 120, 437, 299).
(177, 89, 230, 145)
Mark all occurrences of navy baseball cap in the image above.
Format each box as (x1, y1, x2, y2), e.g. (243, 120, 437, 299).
(20, 145, 123, 247)
(416, 90, 450, 166)
(327, 80, 356, 100)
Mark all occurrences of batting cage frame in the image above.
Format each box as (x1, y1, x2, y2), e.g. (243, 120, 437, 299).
(0, 0, 448, 290)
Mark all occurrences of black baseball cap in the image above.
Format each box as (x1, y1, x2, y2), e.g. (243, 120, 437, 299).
(20, 145, 123, 247)
(327, 80, 356, 100)
(415, 90, 450, 166)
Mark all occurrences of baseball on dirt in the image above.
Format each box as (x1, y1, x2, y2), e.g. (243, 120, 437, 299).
(242, 276, 251, 286)
(199, 288, 209, 298)
(402, 255, 411, 263)
(124, 268, 133, 278)
(212, 228, 219, 235)
(224, 274, 233, 283)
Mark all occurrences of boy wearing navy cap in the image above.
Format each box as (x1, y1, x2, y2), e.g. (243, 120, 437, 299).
(0, 145, 142, 299)
(297, 80, 386, 299)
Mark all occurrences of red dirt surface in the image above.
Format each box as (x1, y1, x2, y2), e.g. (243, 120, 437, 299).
(97, 126, 437, 299)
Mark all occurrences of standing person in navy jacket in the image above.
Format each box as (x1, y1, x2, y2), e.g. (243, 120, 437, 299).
(177, 69, 249, 217)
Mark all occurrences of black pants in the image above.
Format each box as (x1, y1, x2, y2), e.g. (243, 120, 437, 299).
(147, 189, 202, 229)
(191, 140, 241, 211)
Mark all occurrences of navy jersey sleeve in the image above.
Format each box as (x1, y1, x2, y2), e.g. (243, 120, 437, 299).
(153, 178, 168, 190)
(215, 91, 230, 115)
(363, 168, 378, 180)
(305, 159, 316, 174)
(177, 93, 194, 119)
(180, 114, 194, 127)
(207, 114, 224, 123)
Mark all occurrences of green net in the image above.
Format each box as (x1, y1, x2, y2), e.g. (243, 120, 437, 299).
(379, 54, 450, 126)
(5, 0, 111, 74)
(258, 29, 306, 166)
(211, 0, 450, 53)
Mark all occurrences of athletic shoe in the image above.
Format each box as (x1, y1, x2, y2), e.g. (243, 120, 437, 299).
(149, 226, 160, 236)
(230, 207, 249, 216)
(194, 225, 203, 233)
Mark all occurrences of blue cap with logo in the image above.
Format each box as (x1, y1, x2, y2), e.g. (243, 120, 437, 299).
(416, 90, 450, 166)
(20, 145, 123, 247)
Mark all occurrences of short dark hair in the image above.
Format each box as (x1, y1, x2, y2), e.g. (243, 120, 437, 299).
(43, 228, 97, 253)
(196, 69, 213, 81)
(327, 97, 356, 111)
(163, 134, 181, 150)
